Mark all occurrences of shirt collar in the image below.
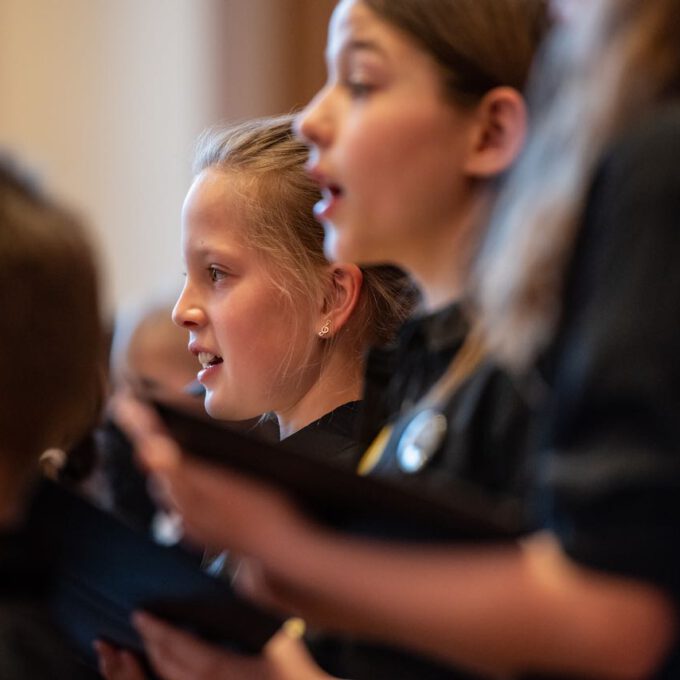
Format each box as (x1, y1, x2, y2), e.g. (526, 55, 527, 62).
(399, 301, 469, 354)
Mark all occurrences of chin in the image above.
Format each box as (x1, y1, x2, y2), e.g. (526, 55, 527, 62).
(323, 223, 364, 264)
(204, 394, 254, 424)
(325, 221, 386, 266)
(203, 394, 224, 420)
(322, 223, 342, 262)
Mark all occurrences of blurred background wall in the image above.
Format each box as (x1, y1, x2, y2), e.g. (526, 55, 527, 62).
(0, 0, 335, 315)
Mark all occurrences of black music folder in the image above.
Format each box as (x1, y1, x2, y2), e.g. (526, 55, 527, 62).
(26, 480, 283, 674)
(149, 401, 525, 542)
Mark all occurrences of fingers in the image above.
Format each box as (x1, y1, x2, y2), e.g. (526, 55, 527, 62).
(133, 612, 332, 680)
(233, 557, 293, 612)
(111, 394, 184, 515)
(264, 630, 335, 680)
(111, 394, 180, 471)
(94, 640, 148, 680)
(133, 612, 227, 680)
(113, 394, 311, 559)
(111, 394, 164, 440)
(147, 459, 272, 552)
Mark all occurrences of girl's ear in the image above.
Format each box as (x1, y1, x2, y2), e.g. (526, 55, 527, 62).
(463, 87, 527, 178)
(318, 263, 363, 337)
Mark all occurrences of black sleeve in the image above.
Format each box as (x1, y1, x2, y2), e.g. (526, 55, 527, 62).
(543, 105, 680, 602)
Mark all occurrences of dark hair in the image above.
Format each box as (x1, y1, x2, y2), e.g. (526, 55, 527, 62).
(0, 162, 103, 467)
(363, 0, 550, 106)
(354, 1, 552, 407)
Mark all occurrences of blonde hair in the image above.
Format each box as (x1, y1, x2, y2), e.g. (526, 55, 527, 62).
(194, 114, 415, 349)
(478, 0, 680, 371)
(0, 163, 103, 466)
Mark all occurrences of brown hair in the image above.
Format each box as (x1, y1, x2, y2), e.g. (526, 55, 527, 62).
(358, 0, 551, 406)
(0, 162, 103, 468)
(194, 114, 415, 349)
(364, 0, 550, 107)
(478, 0, 680, 371)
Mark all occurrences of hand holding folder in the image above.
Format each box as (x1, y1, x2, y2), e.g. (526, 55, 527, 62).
(26, 480, 284, 677)
(116, 397, 524, 547)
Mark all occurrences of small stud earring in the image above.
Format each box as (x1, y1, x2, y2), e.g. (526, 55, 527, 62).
(318, 319, 331, 337)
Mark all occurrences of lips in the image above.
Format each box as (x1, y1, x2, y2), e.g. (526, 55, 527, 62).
(188, 344, 223, 384)
(197, 351, 223, 369)
(308, 167, 345, 221)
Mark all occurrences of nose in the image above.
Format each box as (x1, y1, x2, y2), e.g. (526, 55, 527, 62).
(295, 86, 333, 150)
(172, 280, 205, 329)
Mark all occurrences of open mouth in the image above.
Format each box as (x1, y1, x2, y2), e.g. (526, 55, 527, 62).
(314, 184, 345, 220)
(197, 352, 223, 369)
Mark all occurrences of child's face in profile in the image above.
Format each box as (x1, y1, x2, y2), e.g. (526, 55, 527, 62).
(173, 169, 321, 422)
(296, 0, 477, 273)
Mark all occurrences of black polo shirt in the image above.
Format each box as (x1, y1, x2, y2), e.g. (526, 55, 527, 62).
(313, 305, 536, 680)
(361, 303, 536, 515)
(530, 104, 680, 680)
(279, 401, 363, 470)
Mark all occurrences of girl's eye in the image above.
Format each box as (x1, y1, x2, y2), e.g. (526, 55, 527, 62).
(346, 80, 375, 98)
(208, 266, 228, 282)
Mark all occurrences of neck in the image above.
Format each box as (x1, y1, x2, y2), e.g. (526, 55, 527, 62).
(410, 186, 493, 313)
(275, 347, 363, 440)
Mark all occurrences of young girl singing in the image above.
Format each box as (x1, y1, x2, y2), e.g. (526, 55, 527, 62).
(124, 1, 680, 678)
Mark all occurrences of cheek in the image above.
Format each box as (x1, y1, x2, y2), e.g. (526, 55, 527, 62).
(345, 139, 425, 227)
(373, 124, 462, 213)
(222, 294, 313, 375)
(346, 107, 438, 171)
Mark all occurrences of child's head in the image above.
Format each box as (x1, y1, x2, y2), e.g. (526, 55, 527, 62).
(0, 162, 102, 480)
(174, 115, 413, 423)
(110, 299, 207, 417)
(296, 0, 549, 304)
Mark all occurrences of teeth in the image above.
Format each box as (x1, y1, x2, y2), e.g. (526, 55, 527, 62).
(322, 185, 342, 199)
(197, 351, 219, 369)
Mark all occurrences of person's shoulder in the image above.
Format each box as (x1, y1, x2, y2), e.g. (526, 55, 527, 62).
(587, 100, 680, 229)
(625, 100, 680, 141)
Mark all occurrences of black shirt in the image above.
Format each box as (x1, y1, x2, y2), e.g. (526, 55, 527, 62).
(280, 401, 363, 470)
(204, 401, 363, 576)
(535, 103, 680, 680)
(362, 303, 535, 516)
(315, 305, 535, 680)
(0, 529, 98, 680)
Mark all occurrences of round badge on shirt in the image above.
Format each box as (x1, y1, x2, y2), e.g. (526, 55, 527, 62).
(397, 409, 447, 473)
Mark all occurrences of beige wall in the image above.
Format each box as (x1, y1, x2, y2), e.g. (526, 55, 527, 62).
(0, 0, 334, 315)
(211, 0, 334, 117)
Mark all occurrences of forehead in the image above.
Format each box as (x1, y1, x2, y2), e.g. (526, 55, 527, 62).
(181, 170, 290, 275)
(327, 0, 417, 63)
(182, 169, 255, 241)
(184, 169, 249, 220)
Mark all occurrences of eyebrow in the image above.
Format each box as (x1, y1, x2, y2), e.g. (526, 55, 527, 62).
(186, 245, 236, 263)
(328, 36, 388, 65)
(345, 38, 388, 59)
